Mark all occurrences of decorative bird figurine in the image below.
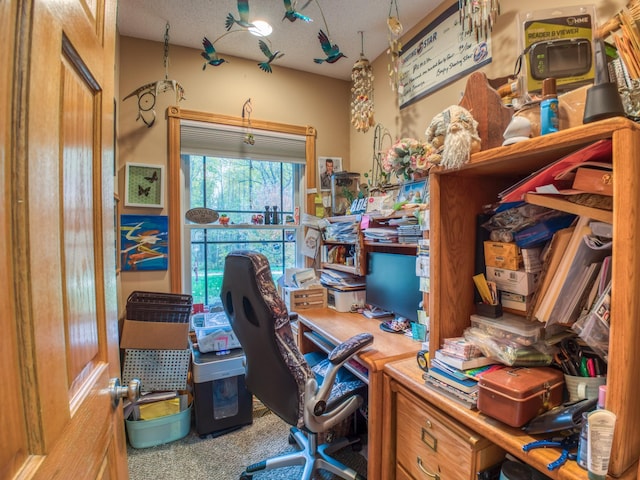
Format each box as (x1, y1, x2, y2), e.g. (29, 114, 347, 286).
(225, 0, 255, 31)
(201, 37, 227, 69)
(257, 40, 284, 73)
(283, 0, 312, 22)
(314, 29, 346, 64)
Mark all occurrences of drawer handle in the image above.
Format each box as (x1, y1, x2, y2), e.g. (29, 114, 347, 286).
(417, 457, 440, 479)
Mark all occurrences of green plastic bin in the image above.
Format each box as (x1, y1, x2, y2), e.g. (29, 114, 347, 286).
(126, 405, 192, 448)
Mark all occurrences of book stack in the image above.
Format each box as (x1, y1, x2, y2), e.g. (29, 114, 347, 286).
(396, 224, 422, 244)
(423, 338, 501, 409)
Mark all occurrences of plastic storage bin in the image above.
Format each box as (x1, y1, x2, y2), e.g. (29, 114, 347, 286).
(470, 313, 542, 346)
(331, 172, 360, 216)
(126, 404, 192, 448)
(191, 346, 253, 437)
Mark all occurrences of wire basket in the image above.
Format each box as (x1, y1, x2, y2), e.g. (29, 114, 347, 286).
(126, 291, 193, 323)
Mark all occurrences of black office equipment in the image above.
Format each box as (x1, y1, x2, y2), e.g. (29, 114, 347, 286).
(366, 251, 422, 322)
(191, 347, 253, 438)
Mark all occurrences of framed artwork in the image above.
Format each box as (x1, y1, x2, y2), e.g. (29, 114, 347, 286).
(120, 214, 168, 271)
(396, 179, 427, 204)
(124, 162, 164, 208)
(318, 156, 342, 191)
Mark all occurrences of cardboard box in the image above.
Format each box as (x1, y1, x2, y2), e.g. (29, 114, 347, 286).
(500, 291, 532, 312)
(486, 266, 539, 296)
(521, 247, 543, 273)
(484, 241, 522, 270)
(121, 319, 189, 350)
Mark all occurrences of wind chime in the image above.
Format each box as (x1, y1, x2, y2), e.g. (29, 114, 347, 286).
(350, 32, 375, 133)
(459, 0, 501, 42)
(242, 98, 255, 145)
(387, 0, 403, 93)
(123, 22, 185, 127)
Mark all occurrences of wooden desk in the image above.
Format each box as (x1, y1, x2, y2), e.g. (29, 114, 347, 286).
(296, 307, 422, 480)
(383, 357, 639, 480)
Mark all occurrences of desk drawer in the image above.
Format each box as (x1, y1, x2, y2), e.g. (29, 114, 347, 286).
(395, 389, 502, 480)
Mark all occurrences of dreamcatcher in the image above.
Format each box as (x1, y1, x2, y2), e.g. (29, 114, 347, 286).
(123, 23, 185, 127)
(350, 32, 375, 133)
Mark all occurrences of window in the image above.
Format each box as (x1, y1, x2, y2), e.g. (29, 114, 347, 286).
(180, 120, 307, 305)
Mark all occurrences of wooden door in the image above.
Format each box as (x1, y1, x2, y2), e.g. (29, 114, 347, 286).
(1, 1, 127, 479)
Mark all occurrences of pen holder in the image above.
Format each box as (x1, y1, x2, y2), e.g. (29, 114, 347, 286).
(411, 322, 427, 342)
(476, 302, 502, 318)
(564, 374, 606, 402)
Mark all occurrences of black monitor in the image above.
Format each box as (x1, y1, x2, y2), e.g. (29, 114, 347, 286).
(365, 252, 422, 322)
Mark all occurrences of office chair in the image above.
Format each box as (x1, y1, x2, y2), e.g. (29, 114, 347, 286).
(221, 251, 373, 480)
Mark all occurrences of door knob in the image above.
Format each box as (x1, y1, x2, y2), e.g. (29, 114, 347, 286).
(109, 378, 141, 408)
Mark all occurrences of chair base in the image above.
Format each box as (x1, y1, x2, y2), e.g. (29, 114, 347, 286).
(240, 427, 366, 480)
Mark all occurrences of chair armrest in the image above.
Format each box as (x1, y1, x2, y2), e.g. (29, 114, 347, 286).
(304, 333, 374, 432)
(309, 333, 373, 418)
(328, 333, 373, 365)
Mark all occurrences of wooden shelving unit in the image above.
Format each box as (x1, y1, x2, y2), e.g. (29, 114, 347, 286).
(428, 117, 640, 477)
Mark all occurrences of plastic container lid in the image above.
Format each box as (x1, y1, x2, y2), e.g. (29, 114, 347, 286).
(470, 313, 543, 346)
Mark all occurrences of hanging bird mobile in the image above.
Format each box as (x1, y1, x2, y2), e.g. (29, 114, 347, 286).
(226, 0, 255, 31)
(257, 40, 284, 73)
(201, 37, 228, 69)
(314, 29, 346, 64)
(282, 0, 313, 22)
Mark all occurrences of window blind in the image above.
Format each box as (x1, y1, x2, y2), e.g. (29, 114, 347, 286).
(180, 119, 306, 164)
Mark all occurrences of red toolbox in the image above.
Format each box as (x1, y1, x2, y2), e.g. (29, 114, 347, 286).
(477, 367, 564, 428)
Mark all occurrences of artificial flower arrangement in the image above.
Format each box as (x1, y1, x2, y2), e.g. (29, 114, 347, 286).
(382, 137, 441, 180)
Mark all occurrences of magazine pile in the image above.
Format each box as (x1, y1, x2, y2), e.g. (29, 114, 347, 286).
(423, 337, 503, 409)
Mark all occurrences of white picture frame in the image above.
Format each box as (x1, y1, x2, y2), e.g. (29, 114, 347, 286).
(124, 162, 165, 208)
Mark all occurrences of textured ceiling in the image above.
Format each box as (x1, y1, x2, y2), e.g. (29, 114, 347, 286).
(117, 0, 443, 80)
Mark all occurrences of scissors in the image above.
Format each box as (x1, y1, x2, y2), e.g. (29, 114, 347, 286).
(557, 338, 583, 376)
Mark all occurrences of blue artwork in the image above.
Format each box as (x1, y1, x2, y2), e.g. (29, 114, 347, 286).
(120, 214, 168, 271)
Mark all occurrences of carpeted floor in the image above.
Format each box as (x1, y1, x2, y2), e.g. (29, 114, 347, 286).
(127, 410, 368, 479)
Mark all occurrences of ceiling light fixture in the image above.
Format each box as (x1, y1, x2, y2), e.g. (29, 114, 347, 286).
(249, 20, 273, 37)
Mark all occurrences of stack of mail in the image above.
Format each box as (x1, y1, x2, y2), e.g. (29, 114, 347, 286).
(363, 227, 398, 243)
(323, 221, 359, 243)
(397, 224, 422, 244)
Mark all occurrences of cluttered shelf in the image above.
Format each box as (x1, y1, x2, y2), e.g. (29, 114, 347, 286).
(319, 262, 359, 275)
(363, 240, 418, 249)
(428, 117, 640, 477)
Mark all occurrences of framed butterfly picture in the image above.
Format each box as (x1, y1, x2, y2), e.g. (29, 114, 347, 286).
(124, 162, 165, 208)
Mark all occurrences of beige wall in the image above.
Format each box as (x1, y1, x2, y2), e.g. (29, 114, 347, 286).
(348, 0, 625, 175)
(117, 35, 351, 298)
(117, 0, 624, 298)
